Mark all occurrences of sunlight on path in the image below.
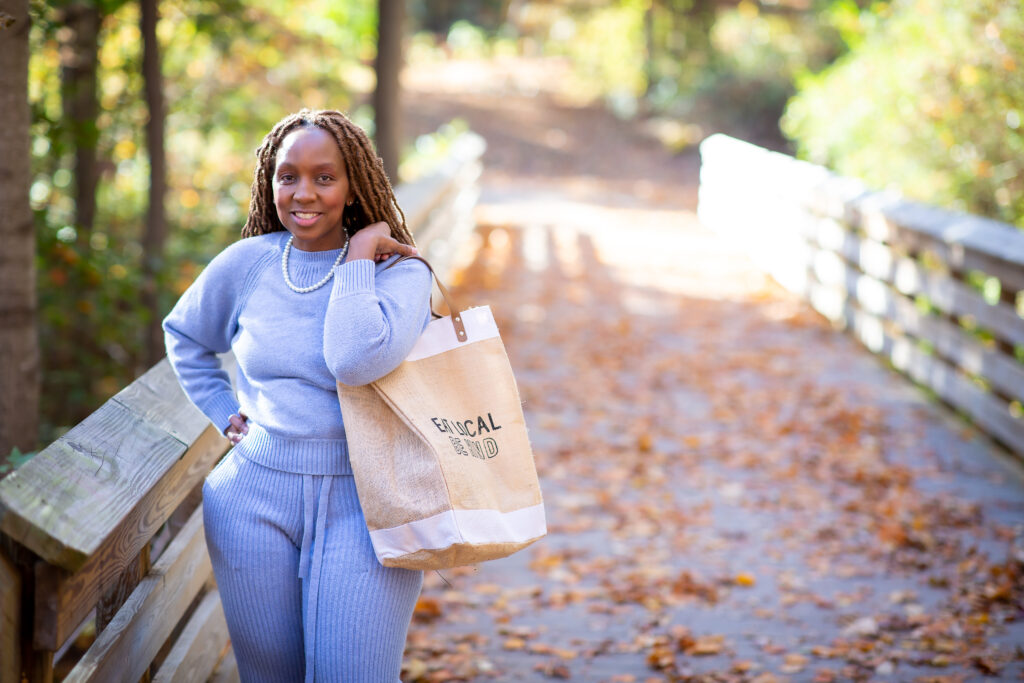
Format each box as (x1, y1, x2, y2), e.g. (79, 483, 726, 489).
(403, 188, 1024, 682)
(473, 189, 771, 302)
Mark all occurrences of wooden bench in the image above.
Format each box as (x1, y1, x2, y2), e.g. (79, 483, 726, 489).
(699, 133, 1024, 457)
(0, 131, 484, 683)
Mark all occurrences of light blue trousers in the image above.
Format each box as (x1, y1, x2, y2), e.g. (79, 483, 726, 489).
(202, 449, 422, 682)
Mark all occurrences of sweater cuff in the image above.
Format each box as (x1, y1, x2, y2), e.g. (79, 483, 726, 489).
(332, 259, 376, 297)
(200, 390, 241, 435)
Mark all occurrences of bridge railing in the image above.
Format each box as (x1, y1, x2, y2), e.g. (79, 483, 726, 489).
(0, 131, 485, 683)
(699, 133, 1024, 457)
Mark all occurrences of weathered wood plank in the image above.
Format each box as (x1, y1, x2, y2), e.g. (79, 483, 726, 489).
(801, 274, 1024, 453)
(0, 400, 186, 570)
(95, 544, 149, 635)
(1, 550, 20, 683)
(845, 305, 1024, 451)
(853, 197, 1024, 292)
(33, 426, 227, 650)
(159, 480, 204, 559)
(801, 218, 1024, 348)
(111, 359, 208, 446)
(209, 649, 239, 683)
(62, 505, 212, 683)
(152, 590, 229, 683)
(806, 245, 1024, 404)
(398, 132, 485, 236)
(865, 220, 1024, 294)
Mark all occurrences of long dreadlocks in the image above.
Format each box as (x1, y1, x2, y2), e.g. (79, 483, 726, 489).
(242, 109, 414, 246)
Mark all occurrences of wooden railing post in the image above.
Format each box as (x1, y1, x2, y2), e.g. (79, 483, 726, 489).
(1, 547, 22, 683)
(96, 544, 150, 634)
(0, 537, 54, 683)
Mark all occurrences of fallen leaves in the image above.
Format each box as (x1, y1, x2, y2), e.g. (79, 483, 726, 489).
(413, 597, 443, 623)
(732, 572, 757, 587)
(399, 172, 1024, 679)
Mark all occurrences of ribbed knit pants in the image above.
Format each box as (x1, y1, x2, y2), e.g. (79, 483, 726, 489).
(202, 449, 423, 682)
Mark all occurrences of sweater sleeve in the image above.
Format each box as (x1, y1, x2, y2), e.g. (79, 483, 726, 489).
(324, 255, 433, 386)
(162, 240, 269, 433)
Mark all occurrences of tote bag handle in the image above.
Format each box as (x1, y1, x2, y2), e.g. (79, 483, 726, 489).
(384, 255, 468, 343)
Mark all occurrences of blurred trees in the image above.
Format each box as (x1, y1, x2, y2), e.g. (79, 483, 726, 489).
(139, 0, 166, 368)
(375, 0, 404, 181)
(411, 0, 510, 37)
(56, 0, 104, 241)
(23, 0, 1023, 449)
(28, 0, 380, 442)
(26, 0, 474, 447)
(427, 0, 1021, 226)
(783, 0, 1024, 229)
(444, 1, 844, 143)
(0, 0, 40, 457)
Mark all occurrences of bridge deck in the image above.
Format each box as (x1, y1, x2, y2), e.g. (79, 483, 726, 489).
(402, 186, 1024, 681)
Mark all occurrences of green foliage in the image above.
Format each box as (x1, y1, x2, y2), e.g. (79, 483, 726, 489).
(399, 119, 471, 181)
(683, 2, 851, 145)
(0, 448, 37, 477)
(30, 0, 474, 443)
(783, 0, 1024, 228)
(29, 0, 379, 441)
(553, 0, 649, 104)
(667, 2, 843, 142)
(503, 0, 846, 144)
(409, 0, 509, 36)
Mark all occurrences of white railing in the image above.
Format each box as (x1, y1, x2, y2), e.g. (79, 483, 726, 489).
(699, 133, 1024, 456)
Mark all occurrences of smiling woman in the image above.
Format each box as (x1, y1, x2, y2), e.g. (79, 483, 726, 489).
(272, 127, 352, 252)
(161, 109, 433, 682)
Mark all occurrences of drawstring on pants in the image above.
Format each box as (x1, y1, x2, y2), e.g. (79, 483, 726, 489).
(298, 474, 333, 683)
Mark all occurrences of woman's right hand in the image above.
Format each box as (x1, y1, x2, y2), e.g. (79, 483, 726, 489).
(225, 412, 249, 444)
(346, 222, 418, 263)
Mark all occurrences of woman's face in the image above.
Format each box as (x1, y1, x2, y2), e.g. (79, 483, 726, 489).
(272, 126, 353, 252)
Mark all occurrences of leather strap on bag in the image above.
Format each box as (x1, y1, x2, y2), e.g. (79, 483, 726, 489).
(383, 255, 468, 343)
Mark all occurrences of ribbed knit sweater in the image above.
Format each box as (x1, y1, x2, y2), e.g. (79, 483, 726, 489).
(163, 230, 433, 472)
(164, 231, 431, 682)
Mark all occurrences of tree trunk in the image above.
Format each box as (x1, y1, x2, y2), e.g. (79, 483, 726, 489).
(58, 0, 100, 243)
(644, 0, 656, 97)
(0, 0, 40, 456)
(374, 0, 404, 183)
(686, 0, 716, 62)
(140, 0, 167, 369)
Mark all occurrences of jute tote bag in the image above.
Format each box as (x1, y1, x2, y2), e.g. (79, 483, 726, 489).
(336, 256, 546, 570)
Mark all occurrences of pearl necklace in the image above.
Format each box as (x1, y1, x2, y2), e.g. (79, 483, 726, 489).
(281, 234, 350, 293)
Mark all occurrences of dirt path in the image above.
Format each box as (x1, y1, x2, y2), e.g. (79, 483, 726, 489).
(402, 55, 701, 212)
(400, 58, 1024, 682)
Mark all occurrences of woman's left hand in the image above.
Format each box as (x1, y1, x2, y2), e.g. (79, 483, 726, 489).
(346, 222, 418, 263)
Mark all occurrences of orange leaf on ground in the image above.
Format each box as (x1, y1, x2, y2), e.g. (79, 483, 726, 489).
(412, 597, 442, 622)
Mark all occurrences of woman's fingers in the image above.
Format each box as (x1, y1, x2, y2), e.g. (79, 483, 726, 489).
(224, 413, 249, 443)
(364, 221, 392, 238)
(347, 226, 417, 263)
(375, 238, 418, 258)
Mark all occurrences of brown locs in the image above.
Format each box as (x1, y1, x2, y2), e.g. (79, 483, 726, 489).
(242, 108, 414, 246)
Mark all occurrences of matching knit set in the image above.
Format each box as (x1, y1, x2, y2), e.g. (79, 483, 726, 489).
(163, 231, 433, 682)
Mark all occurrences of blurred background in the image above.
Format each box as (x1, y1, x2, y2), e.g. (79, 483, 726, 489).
(14, 0, 1024, 451)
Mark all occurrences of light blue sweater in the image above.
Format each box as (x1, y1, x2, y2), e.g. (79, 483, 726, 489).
(163, 231, 432, 473)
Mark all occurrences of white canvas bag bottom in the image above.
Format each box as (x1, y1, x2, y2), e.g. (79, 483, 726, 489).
(368, 503, 547, 561)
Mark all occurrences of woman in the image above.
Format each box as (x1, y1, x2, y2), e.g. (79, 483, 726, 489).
(163, 109, 431, 682)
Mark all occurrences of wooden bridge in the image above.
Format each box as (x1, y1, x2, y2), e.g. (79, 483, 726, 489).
(2, 133, 1022, 682)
